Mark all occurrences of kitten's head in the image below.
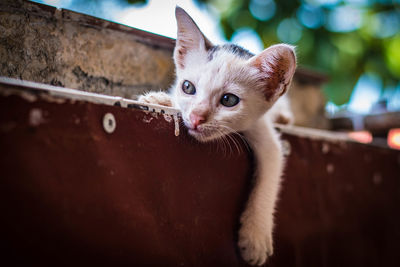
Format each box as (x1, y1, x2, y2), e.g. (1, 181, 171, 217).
(172, 7, 296, 142)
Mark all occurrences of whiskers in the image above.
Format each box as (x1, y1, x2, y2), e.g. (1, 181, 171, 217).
(178, 115, 250, 156)
(219, 124, 251, 154)
(200, 124, 250, 157)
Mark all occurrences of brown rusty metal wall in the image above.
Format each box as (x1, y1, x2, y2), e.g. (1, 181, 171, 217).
(0, 83, 252, 266)
(1, 81, 400, 266)
(274, 133, 400, 267)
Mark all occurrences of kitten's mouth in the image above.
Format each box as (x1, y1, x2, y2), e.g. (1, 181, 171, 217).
(183, 119, 225, 142)
(187, 126, 219, 142)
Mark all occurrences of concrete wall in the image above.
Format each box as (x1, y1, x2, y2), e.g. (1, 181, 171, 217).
(0, 0, 175, 99)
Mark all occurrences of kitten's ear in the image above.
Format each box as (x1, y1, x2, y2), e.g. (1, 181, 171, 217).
(174, 6, 213, 69)
(249, 44, 296, 102)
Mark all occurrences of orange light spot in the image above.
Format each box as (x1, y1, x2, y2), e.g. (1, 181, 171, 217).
(348, 131, 373, 144)
(388, 128, 400, 150)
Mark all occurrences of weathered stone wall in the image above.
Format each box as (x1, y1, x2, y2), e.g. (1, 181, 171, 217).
(0, 0, 175, 99)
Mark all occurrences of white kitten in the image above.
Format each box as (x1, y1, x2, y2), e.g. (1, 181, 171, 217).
(139, 7, 296, 266)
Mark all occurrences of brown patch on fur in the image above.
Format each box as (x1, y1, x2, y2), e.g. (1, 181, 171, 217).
(176, 47, 186, 69)
(253, 54, 292, 101)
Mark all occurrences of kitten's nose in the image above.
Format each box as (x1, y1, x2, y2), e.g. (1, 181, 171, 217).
(189, 112, 207, 129)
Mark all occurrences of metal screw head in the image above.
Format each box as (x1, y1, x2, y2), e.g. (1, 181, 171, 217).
(103, 113, 116, 134)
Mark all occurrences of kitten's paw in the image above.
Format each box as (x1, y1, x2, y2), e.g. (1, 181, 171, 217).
(238, 224, 273, 266)
(138, 91, 173, 107)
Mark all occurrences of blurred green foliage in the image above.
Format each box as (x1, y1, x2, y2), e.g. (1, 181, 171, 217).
(194, 0, 400, 105)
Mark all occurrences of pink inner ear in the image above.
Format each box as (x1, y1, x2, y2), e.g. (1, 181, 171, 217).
(174, 7, 214, 70)
(252, 45, 296, 101)
(254, 55, 286, 100)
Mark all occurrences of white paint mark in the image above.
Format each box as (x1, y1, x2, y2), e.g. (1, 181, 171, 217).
(173, 113, 180, 137)
(322, 143, 330, 154)
(41, 93, 67, 104)
(29, 108, 46, 126)
(163, 114, 172, 123)
(326, 163, 334, 174)
(143, 117, 153, 123)
(20, 91, 38, 102)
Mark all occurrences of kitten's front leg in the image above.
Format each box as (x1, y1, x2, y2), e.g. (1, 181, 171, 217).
(138, 91, 173, 107)
(239, 117, 284, 266)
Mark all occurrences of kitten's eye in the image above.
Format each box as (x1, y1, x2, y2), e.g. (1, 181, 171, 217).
(220, 93, 240, 107)
(182, 80, 196, 95)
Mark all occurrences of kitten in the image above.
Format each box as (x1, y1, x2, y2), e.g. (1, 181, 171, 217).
(139, 7, 296, 266)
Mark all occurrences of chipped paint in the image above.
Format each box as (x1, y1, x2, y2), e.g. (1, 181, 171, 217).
(0, 87, 38, 102)
(29, 108, 46, 126)
(143, 117, 153, 123)
(322, 143, 330, 154)
(4, 77, 387, 142)
(150, 112, 159, 119)
(326, 163, 334, 174)
(173, 113, 180, 137)
(2, 76, 400, 267)
(0, 77, 182, 136)
(40, 93, 67, 104)
(163, 114, 173, 123)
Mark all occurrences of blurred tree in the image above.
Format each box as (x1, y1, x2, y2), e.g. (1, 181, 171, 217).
(193, 0, 400, 106)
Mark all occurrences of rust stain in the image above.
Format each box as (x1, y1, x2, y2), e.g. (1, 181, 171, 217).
(2, 80, 400, 266)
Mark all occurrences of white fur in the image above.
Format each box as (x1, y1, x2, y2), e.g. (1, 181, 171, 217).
(172, 49, 269, 142)
(138, 7, 296, 266)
